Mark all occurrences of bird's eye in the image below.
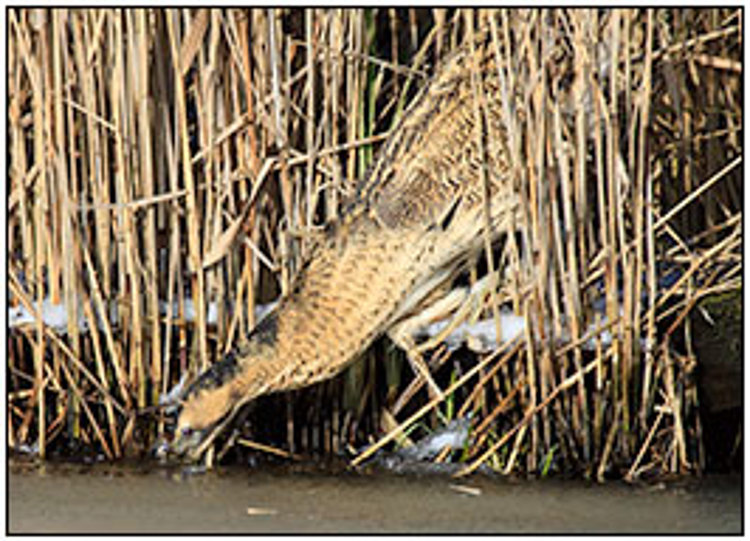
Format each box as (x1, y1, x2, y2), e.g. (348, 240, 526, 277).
(181, 427, 193, 436)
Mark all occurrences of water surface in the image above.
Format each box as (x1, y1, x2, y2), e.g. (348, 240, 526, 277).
(8, 460, 741, 534)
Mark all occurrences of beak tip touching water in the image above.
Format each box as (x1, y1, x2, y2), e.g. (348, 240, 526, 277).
(153, 428, 208, 461)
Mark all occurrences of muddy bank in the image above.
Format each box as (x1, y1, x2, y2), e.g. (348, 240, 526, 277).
(8, 460, 741, 534)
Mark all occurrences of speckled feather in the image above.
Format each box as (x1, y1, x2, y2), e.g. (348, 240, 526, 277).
(175, 33, 522, 438)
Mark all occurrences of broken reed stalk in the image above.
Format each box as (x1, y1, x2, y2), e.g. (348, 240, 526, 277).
(6, 9, 741, 477)
(352, 339, 524, 467)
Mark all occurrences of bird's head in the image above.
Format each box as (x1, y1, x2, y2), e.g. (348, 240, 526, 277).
(156, 355, 242, 460)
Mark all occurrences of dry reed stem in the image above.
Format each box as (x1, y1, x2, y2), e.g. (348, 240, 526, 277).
(167, 11, 209, 372)
(391, 347, 452, 416)
(80, 293, 122, 457)
(9, 274, 127, 416)
(237, 437, 302, 460)
(469, 378, 523, 452)
(458, 339, 623, 477)
(7, 8, 740, 474)
(625, 408, 664, 482)
(352, 339, 524, 467)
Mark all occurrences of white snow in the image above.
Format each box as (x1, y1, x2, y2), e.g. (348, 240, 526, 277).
(9, 298, 89, 333)
(10, 295, 277, 335)
(10, 290, 621, 353)
(419, 312, 526, 353)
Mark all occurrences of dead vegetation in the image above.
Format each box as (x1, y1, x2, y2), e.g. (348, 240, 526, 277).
(7, 8, 742, 479)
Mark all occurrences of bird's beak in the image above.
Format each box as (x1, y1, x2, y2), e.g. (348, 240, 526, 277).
(154, 427, 207, 461)
(172, 430, 207, 458)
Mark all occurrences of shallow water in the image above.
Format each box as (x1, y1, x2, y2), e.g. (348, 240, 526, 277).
(8, 459, 741, 534)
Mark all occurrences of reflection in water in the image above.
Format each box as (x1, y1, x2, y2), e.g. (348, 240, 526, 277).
(8, 460, 741, 534)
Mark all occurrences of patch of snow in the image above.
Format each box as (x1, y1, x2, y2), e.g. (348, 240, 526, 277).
(419, 312, 526, 353)
(9, 299, 88, 333)
(158, 299, 277, 325)
(415, 309, 629, 353)
(397, 415, 472, 461)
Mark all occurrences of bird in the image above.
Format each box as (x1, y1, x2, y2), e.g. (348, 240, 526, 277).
(163, 28, 523, 460)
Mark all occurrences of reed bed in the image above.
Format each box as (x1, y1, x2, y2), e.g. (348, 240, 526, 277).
(7, 8, 742, 479)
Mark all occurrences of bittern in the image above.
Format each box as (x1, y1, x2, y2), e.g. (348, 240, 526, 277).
(164, 29, 522, 459)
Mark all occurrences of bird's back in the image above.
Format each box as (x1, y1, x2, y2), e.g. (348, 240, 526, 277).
(236, 37, 521, 394)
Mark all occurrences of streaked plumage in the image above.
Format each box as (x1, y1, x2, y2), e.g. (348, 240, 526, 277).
(167, 31, 522, 458)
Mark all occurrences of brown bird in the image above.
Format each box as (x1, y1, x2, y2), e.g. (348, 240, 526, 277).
(165, 30, 522, 459)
